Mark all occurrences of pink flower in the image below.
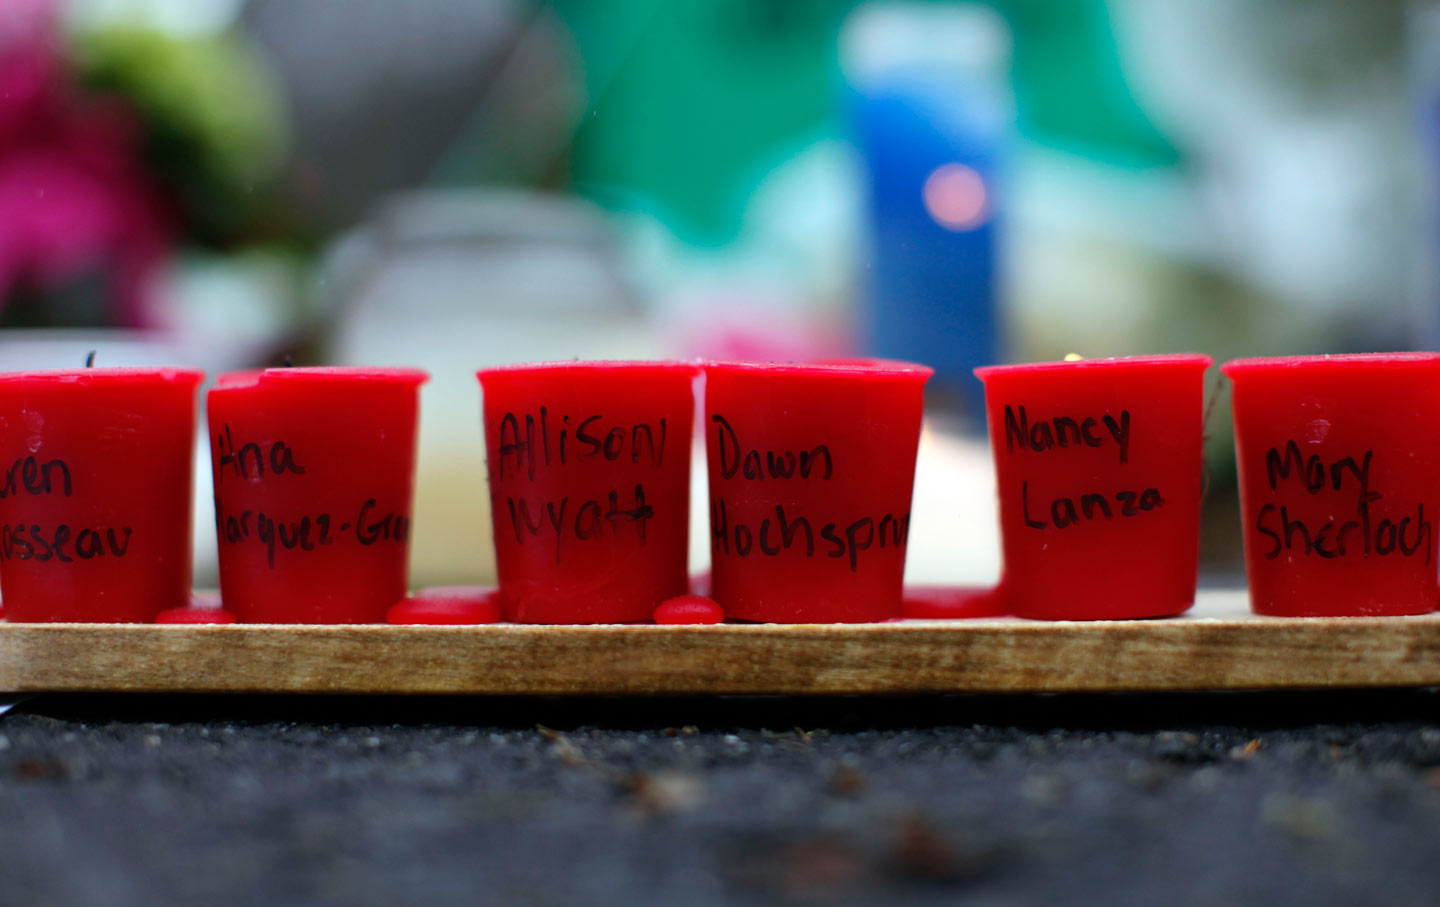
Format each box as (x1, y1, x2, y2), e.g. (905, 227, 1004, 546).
(0, 0, 172, 327)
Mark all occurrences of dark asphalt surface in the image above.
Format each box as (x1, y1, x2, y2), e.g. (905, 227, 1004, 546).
(2, 690, 1439, 906)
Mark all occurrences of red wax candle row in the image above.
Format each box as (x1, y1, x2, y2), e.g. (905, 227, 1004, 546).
(0, 366, 429, 624)
(478, 359, 932, 625)
(979, 352, 1440, 619)
(1, 354, 1435, 625)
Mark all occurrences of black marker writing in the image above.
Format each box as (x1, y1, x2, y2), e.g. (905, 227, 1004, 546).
(0, 523, 131, 562)
(712, 413, 833, 481)
(710, 499, 908, 572)
(1021, 480, 1163, 530)
(504, 484, 654, 563)
(1255, 501, 1431, 564)
(0, 456, 71, 499)
(1264, 441, 1375, 510)
(1004, 404, 1130, 465)
(215, 424, 306, 484)
(496, 409, 667, 480)
(215, 496, 407, 567)
(1255, 441, 1432, 564)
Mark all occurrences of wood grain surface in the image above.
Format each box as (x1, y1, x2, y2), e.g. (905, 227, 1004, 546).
(2, 591, 1438, 695)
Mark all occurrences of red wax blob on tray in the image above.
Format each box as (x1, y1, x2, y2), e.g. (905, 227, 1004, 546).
(901, 585, 1008, 619)
(704, 360, 931, 623)
(0, 368, 203, 622)
(478, 362, 698, 624)
(654, 594, 724, 624)
(208, 367, 428, 623)
(154, 607, 237, 624)
(976, 355, 1211, 620)
(387, 586, 501, 625)
(1224, 353, 1440, 616)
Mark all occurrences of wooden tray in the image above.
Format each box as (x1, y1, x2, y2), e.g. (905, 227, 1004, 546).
(2, 590, 1437, 695)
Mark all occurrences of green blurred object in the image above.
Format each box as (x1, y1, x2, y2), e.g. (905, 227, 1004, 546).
(999, 0, 1178, 167)
(74, 26, 288, 245)
(553, 0, 1177, 246)
(555, 0, 851, 246)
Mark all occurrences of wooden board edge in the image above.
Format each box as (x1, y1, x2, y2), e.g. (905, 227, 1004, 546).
(3, 615, 1440, 695)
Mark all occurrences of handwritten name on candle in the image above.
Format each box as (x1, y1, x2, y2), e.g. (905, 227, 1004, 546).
(504, 485, 654, 563)
(1253, 440, 1432, 563)
(216, 497, 410, 568)
(0, 454, 135, 563)
(1004, 404, 1163, 531)
(708, 413, 908, 572)
(1021, 482, 1163, 529)
(2, 524, 132, 562)
(495, 408, 664, 562)
(711, 414, 833, 480)
(495, 407, 667, 480)
(214, 424, 306, 482)
(1004, 404, 1130, 464)
(0, 456, 72, 498)
(213, 426, 409, 567)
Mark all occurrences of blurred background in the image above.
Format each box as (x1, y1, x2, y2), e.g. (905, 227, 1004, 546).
(1, 0, 1437, 589)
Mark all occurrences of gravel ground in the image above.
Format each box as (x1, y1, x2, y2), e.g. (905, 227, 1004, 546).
(2, 690, 1439, 906)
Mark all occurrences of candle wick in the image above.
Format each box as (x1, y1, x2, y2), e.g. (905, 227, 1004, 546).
(283, 353, 294, 368)
(85, 350, 96, 368)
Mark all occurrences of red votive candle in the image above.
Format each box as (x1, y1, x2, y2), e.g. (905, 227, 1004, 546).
(704, 361, 931, 623)
(0, 367, 203, 622)
(975, 354, 1211, 620)
(1224, 353, 1440, 616)
(478, 361, 698, 623)
(208, 367, 428, 623)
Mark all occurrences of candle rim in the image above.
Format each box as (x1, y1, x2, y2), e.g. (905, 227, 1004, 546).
(477, 359, 701, 380)
(702, 358, 935, 379)
(0, 366, 204, 385)
(1221, 352, 1440, 376)
(215, 366, 430, 389)
(974, 353, 1212, 380)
